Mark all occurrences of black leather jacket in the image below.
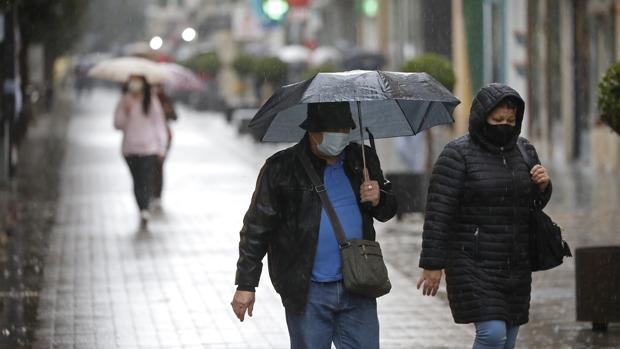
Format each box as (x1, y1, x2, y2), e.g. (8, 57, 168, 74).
(235, 135, 397, 314)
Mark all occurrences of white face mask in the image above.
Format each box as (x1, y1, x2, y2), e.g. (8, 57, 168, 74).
(317, 132, 349, 156)
(128, 79, 144, 93)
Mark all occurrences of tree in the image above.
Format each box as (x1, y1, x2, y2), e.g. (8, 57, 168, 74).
(401, 53, 456, 91)
(598, 61, 620, 136)
(401, 53, 456, 171)
(16, 0, 88, 103)
(254, 56, 288, 85)
(184, 53, 222, 78)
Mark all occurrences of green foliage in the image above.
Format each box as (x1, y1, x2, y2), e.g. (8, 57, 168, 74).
(233, 54, 256, 77)
(598, 61, 620, 135)
(302, 64, 339, 80)
(184, 52, 221, 77)
(401, 53, 456, 91)
(254, 56, 288, 84)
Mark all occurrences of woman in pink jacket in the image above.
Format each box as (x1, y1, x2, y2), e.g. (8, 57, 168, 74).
(114, 75, 168, 230)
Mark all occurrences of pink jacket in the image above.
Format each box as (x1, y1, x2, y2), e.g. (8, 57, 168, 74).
(114, 95, 168, 156)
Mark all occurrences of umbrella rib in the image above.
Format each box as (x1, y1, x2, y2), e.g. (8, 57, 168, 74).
(415, 100, 434, 135)
(394, 99, 419, 136)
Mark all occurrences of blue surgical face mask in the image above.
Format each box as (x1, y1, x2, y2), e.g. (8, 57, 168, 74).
(317, 132, 349, 156)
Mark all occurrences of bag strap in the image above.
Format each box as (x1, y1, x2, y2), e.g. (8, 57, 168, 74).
(296, 149, 349, 248)
(516, 138, 545, 209)
(516, 138, 536, 169)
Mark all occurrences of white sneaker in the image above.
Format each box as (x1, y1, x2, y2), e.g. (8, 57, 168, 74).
(140, 210, 151, 230)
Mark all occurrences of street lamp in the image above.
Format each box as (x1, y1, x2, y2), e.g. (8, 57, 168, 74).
(181, 27, 197, 42)
(150, 36, 164, 50)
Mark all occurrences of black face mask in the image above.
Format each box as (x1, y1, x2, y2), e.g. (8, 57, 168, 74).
(482, 124, 515, 146)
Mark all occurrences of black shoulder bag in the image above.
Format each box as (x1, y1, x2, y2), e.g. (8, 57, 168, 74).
(516, 140, 572, 271)
(297, 150, 391, 298)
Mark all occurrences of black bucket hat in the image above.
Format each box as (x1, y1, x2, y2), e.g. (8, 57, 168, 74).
(299, 102, 356, 132)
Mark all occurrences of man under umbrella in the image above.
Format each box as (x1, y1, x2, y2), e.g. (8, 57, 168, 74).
(232, 102, 397, 348)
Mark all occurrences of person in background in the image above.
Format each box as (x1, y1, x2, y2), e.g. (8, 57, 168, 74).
(151, 84, 178, 209)
(114, 75, 168, 230)
(417, 84, 552, 349)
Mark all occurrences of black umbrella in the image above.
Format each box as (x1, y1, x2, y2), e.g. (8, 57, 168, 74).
(249, 70, 460, 180)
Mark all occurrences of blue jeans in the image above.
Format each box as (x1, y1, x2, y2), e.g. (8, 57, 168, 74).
(285, 281, 379, 349)
(473, 320, 520, 349)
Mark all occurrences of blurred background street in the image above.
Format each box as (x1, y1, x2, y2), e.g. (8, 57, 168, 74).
(1, 0, 620, 348)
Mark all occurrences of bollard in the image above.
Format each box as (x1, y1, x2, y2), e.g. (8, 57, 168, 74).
(575, 246, 620, 332)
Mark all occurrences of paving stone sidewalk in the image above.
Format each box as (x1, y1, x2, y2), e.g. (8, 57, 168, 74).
(31, 90, 474, 349)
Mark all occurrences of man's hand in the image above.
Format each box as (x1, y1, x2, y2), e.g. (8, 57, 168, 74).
(360, 180, 380, 207)
(231, 290, 255, 322)
(416, 269, 443, 296)
(530, 164, 550, 192)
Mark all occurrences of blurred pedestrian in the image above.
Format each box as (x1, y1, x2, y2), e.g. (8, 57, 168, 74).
(417, 84, 552, 349)
(151, 84, 178, 209)
(231, 102, 397, 349)
(114, 75, 168, 230)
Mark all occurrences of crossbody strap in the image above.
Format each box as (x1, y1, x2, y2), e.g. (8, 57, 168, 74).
(296, 150, 349, 248)
(516, 138, 536, 169)
(516, 138, 544, 209)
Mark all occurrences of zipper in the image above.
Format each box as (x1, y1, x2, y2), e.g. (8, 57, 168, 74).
(501, 146, 518, 269)
(473, 227, 480, 260)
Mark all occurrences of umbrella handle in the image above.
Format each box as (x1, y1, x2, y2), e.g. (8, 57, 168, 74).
(357, 101, 370, 183)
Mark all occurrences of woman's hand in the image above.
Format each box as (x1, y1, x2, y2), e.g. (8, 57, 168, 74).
(120, 97, 132, 114)
(417, 269, 443, 296)
(530, 164, 550, 192)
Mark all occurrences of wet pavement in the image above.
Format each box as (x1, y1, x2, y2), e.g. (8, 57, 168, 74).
(0, 88, 614, 348)
(0, 97, 71, 348)
(29, 89, 477, 349)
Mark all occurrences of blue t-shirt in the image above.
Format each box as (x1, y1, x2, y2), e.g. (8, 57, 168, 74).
(311, 155, 363, 282)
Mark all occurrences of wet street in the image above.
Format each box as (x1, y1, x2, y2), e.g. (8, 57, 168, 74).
(0, 87, 611, 349)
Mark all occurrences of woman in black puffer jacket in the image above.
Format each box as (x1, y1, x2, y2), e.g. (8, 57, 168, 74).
(416, 84, 552, 349)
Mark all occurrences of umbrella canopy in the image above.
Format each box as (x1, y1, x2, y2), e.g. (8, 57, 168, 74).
(159, 62, 205, 91)
(88, 57, 170, 84)
(249, 70, 461, 143)
(310, 46, 342, 66)
(277, 45, 311, 64)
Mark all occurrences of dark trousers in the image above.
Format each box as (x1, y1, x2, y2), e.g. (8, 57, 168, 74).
(153, 156, 164, 199)
(125, 155, 158, 211)
(153, 128, 172, 199)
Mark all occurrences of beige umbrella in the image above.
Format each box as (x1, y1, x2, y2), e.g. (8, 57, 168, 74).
(88, 57, 169, 84)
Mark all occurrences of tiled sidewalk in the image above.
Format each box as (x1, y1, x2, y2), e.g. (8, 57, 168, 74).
(32, 90, 473, 348)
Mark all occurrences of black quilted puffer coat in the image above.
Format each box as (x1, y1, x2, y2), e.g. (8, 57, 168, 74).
(419, 84, 552, 326)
